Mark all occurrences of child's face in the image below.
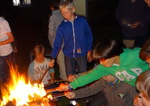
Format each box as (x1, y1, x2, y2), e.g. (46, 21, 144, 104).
(60, 6, 75, 21)
(99, 57, 116, 67)
(144, 0, 150, 7)
(35, 54, 44, 63)
(139, 92, 150, 106)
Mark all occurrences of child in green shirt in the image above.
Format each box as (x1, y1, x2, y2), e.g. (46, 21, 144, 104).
(57, 39, 149, 91)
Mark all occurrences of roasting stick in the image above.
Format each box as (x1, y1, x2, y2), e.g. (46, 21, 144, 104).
(38, 67, 69, 85)
(52, 93, 65, 99)
(45, 80, 70, 93)
(38, 67, 51, 84)
(46, 87, 59, 93)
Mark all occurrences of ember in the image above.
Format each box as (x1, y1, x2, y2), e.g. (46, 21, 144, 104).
(0, 66, 53, 106)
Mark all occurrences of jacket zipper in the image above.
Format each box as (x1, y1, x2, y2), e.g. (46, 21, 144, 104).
(72, 22, 75, 57)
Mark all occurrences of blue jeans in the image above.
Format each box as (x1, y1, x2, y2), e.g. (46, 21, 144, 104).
(65, 56, 87, 76)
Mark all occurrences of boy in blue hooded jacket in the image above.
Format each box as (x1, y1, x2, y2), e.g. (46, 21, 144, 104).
(49, 0, 93, 77)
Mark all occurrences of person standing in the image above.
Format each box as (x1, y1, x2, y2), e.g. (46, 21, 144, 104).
(0, 10, 15, 84)
(49, 0, 93, 77)
(48, 0, 67, 80)
(115, 0, 150, 48)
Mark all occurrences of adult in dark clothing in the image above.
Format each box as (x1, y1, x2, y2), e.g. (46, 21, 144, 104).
(115, 0, 150, 48)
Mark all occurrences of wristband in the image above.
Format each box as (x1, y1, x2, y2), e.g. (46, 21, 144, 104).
(68, 85, 72, 91)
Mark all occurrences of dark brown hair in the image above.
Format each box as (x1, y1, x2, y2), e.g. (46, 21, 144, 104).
(92, 39, 123, 63)
(33, 44, 45, 56)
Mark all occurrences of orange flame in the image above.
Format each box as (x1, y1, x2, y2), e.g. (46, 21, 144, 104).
(0, 65, 52, 106)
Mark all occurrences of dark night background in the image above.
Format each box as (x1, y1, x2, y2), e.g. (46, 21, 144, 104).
(0, 0, 122, 76)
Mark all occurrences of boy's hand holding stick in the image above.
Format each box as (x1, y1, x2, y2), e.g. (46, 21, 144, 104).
(38, 68, 51, 84)
(49, 58, 55, 68)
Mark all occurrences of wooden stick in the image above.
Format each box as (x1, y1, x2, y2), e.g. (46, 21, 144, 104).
(38, 68, 50, 84)
(52, 93, 65, 99)
(46, 88, 58, 93)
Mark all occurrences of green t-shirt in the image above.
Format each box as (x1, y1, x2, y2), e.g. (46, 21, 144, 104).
(70, 48, 149, 89)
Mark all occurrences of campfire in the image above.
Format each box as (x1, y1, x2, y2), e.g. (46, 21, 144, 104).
(0, 66, 55, 106)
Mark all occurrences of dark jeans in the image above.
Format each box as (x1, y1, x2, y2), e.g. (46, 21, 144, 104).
(0, 52, 15, 84)
(65, 56, 87, 76)
(134, 33, 148, 47)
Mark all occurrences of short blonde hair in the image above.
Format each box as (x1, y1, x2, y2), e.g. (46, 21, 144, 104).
(33, 44, 45, 56)
(59, 0, 74, 9)
(136, 70, 150, 99)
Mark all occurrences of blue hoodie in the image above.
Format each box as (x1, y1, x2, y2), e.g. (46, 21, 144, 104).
(51, 16, 93, 58)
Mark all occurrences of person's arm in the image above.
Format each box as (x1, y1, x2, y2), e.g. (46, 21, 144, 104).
(84, 18, 93, 62)
(70, 65, 108, 89)
(28, 62, 35, 82)
(87, 51, 92, 62)
(115, 0, 124, 25)
(130, 2, 150, 29)
(49, 68, 55, 83)
(50, 25, 64, 58)
(48, 15, 55, 47)
(57, 65, 110, 91)
(68, 70, 92, 82)
(11, 41, 17, 53)
(71, 79, 103, 99)
(139, 1, 150, 26)
(0, 32, 14, 46)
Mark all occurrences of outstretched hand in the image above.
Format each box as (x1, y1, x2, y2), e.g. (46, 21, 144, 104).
(68, 75, 78, 82)
(130, 22, 141, 29)
(64, 91, 75, 99)
(87, 52, 92, 62)
(57, 83, 70, 91)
